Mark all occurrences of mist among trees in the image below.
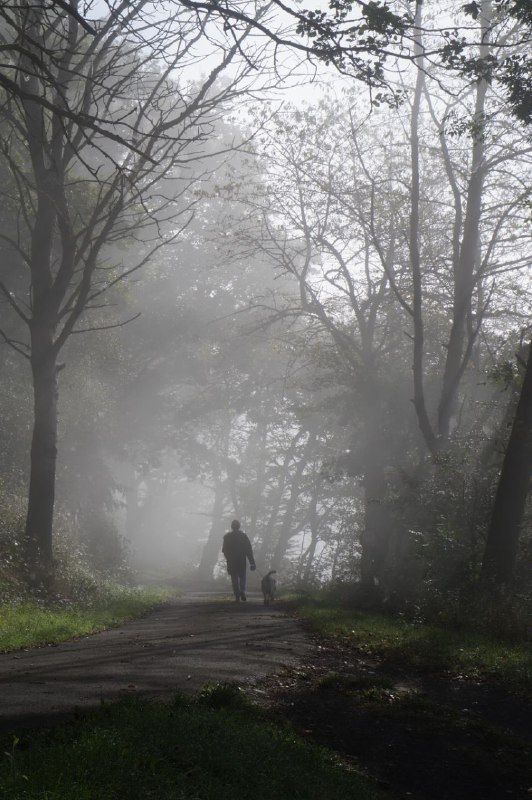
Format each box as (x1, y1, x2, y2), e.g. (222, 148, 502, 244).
(0, 0, 530, 627)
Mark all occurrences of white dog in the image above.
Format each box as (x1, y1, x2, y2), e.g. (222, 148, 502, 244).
(261, 570, 277, 606)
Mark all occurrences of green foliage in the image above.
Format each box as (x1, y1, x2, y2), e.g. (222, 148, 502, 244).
(487, 359, 520, 390)
(0, 483, 169, 653)
(499, 51, 532, 125)
(0, 695, 382, 800)
(295, 0, 409, 86)
(0, 457, 132, 604)
(391, 447, 498, 609)
(76, 513, 131, 581)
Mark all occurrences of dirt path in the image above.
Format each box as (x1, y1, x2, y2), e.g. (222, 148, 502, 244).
(0, 591, 311, 733)
(3, 594, 530, 799)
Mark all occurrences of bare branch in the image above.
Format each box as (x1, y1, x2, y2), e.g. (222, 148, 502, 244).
(0, 328, 31, 359)
(70, 312, 142, 334)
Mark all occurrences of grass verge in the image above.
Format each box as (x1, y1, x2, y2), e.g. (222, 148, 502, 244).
(292, 598, 532, 697)
(0, 585, 171, 653)
(0, 688, 384, 800)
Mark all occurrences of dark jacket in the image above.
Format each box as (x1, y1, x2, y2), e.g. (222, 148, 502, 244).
(222, 529, 255, 575)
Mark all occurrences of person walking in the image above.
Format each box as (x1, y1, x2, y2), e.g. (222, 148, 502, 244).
(222, 520, 256, 602)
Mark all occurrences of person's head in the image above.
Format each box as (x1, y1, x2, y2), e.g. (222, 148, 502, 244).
(231, 519, 240, 531)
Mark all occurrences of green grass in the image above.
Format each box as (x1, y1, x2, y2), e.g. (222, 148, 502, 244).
(0, 586, 171, 653)
(293, 599, 532, 696)
(0, 690, 383, 800)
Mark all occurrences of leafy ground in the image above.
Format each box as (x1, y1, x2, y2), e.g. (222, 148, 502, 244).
(248, 599, 532, 800)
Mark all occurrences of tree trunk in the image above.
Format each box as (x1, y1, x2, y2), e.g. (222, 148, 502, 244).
(409, 0, 439, 455)
(123, 469, 143, 549)
(255, 484, 283, 566)
(272, 431, 316, 566)
(21, 5, 60, 583)
(255, 430, 304, 565)
(437, 0, 491, 439)
(410, 0, 491, 450)
(25, 347, 59, 582)
(359, 463, 392, 595)
(197, 478, 227, 580)
(302, 481, 320, 584)
(247, 420, 268, 538)
(481, 341, 532, 588)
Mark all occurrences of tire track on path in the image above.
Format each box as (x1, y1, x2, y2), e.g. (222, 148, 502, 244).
(0, 591, 311, 732)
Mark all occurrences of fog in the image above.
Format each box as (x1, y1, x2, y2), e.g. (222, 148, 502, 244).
(0, 0, 530, 608)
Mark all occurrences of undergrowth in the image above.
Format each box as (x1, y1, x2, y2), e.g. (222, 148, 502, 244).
(293, 597, 532, 697)
(0, 499, 173, 651)
(0, 584, 170, 652)
(0, 689, 384, 800)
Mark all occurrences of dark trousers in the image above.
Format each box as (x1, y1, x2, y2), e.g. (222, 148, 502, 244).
(230, 569, 246, 598)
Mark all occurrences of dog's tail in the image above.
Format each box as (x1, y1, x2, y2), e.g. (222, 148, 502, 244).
(264, 570, 277, 578)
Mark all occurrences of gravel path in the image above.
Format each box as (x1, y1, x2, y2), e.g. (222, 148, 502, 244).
(0, 591, 311, 732)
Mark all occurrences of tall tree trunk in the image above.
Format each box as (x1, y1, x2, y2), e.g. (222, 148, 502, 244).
(410, 0, 491, 451)
(302, 480, 320, 584)
(255, 484, 284, 565)
(25, 344, 59, 581)
(437, 0, 491, 439)
(255, 429, 304, 564)
(272, 430, 316, 566)
(409, 0, 439, 454)
(359, 463, 392, 595)
(247, 420, 268, 539)
(197, 478, 227, 580)
(197, 419, 233, 579)
(481, 341, 532, 588)
(20, 3, 61, 583)
(123, 468, 143, 547)
(271, 480, 302, 567)
(331, 537, 341, 582)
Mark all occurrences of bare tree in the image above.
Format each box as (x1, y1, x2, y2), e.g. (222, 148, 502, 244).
(0, 0, 277, 582)
(220, 24, 531, 587)
(407, 0, 493, 452)
(219, 102, 414, 592)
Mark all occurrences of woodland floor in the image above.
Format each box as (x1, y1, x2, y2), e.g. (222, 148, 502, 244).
(249, 607, 532, 800)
